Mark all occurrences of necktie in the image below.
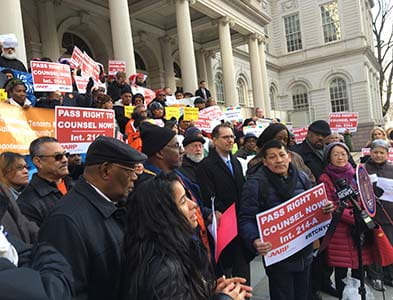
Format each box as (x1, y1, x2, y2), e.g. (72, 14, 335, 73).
(226, 159, 234, 176)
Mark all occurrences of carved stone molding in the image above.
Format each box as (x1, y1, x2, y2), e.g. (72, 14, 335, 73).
(281, 0, 298, 13)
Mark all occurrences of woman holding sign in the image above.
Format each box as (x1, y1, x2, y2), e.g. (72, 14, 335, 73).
(122, 172, 252, 300)
(319, 142, 374, 297)
(365, 139, 393, 290)
(239, 140, 333, 300)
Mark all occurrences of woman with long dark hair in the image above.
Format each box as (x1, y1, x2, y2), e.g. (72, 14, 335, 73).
(122, 172, 250, 300)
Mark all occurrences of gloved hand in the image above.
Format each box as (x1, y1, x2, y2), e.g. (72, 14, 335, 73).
(86, 77, 94, 94)
(373, 182, 384, 198)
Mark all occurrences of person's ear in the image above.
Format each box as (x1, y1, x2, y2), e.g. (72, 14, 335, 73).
(287, 151, 292, 163)
(99, 162, 111, 180)
(32, 157, 43, 170)
(156, 150, 165, 161)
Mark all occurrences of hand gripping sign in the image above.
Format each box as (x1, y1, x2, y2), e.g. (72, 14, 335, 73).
(256, 184, 331, 266)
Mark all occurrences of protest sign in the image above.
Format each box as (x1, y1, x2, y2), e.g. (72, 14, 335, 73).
(357, 164, 377, 217)
(256, 184, 331, 266)
(209, 199, 238, 262)
(124, 106, 135, 119)
(329, 112, 358, 133)
(256, 118, 271, 128)
(361, 148, 393, 162)
(0, 89, 7, 101)
(55, 107, 115, 153)
(243, 125, 268, 137)
(166, 96, 196, 107)
(74, 76, 89, 94)
(292, 127, 308, 144)
(165, 107, 181, 120)
(70, 46, 84, 68)
(108, 60, 126, 76)
(30, 61, 72, 92)
(194, 106, 225, 133)
(0, 66, 36, 105)
(0, 103, 55, 154)
(224, 107, 243, 122)
(81, 52, 100, 82)
(183, 107, 199, 121)
(375, 177, 393, 203)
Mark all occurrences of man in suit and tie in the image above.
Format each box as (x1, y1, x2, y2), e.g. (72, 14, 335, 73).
(196, 123, 251, 283)
(195, 80, 212, 100)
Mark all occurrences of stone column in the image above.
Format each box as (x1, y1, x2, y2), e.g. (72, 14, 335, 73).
(109, 0, 136, 75)
(175, 0, 198, 93)
(205, 51, 216, 98)
(258, 35, 271, 116)
(0, 0, 27, 67)
(160, 36, 176, 92)
(196, 49, 208, 83)
(248, 34, 264, 110)
(218, 17, 237, 106)
(38, 0, 60, 61)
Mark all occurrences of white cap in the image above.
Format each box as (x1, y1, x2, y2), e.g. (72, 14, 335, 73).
(0, 34, 18, 49)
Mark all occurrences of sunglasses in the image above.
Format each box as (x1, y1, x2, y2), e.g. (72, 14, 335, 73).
(38, 151, 69, 161)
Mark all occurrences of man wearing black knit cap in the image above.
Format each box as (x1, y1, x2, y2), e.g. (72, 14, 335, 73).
(39, 136, 147, 300)
(292, 120, 338, 299)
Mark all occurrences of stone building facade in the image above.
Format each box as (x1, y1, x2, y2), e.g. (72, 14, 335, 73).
(0, 0, 381, 149)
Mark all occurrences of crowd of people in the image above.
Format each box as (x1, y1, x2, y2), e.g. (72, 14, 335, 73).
(1, 37, 393, 300)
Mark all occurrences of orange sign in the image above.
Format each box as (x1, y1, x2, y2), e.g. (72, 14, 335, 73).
(0, 103, 55, 155)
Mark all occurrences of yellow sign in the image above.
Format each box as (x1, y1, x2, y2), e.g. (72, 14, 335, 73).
(0, 89, 7, 101)
(184, 107, 199, 121)
(165, 106, 181, 120)
(124, 106, 135, 118)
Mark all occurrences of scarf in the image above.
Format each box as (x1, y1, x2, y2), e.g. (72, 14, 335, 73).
(263, 163, 299, 202)
(324, 162, 355, 188)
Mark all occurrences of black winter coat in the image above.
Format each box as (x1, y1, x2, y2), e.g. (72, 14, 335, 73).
(239, 166, 314, 272)
(291, 140, 325, 180)
(179, 155, 199, 183)
(39, 177, 126, 300)
(121, 239, 233, 300)
(196, 148, 244, 211)
(0, 235, 74, 300)
(18, 174, 72, 227)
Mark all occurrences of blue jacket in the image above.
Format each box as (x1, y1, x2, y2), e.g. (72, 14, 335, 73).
(239, 165, 314, 272)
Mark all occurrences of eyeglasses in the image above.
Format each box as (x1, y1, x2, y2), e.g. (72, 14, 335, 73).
(15, 165, 30, 171)
(219, 135, 235, 140)
(38, 152, 69, 161)
(165, 142, 182, 150)
(112, 163, 136, 177)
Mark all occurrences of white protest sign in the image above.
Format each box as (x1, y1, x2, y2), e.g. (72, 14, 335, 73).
(224, 107, 243, 122)
(256, 184, 331, 266)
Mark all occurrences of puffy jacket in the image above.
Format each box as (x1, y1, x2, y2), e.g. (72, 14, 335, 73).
(0, 235, 74, 300)
(239, 166, 314, 272)
(319, 173, 373, 268)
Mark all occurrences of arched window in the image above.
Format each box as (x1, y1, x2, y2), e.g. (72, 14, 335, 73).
(236, 78, 248, 106)
(135, 52, 146, 71)
(292, 84, 308, 111)
(215, 73, 225, 104)
(330, 77, 349, 112)
(270, 84, 278, 110)
(62, 32, 93, 58)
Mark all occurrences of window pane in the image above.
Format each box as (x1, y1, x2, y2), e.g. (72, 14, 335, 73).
(292, 85, 308, 111)
(284, 14, 302, 52)
(215, 73, 225, 104)
(330, 78, 349, 112)
(321, 1, 341, 43)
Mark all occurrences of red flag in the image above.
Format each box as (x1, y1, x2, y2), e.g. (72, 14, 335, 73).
(215, 203, 238, 262)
